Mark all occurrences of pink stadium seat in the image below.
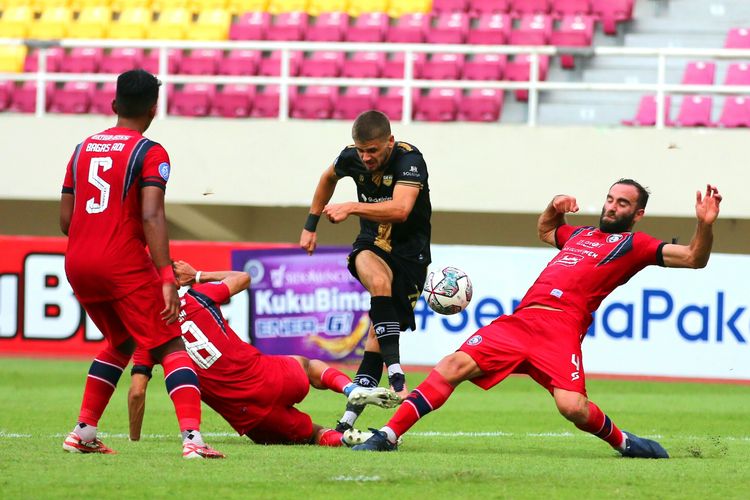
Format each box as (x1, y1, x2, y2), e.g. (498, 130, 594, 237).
(715, 96, 750, 128)
(510, 0, 550, 16)
(230, 12, 271, 40)
(724, 27, 750, 49)
(61, 47, 103, 73)
(91, 82, 117, 115)
(291, 85, 336, 119)
(463, 53, 506, 80)
(422, 53, 465, 80)
(550, 15, 594, 69)
(426, 13, 470, 44)
(306, 12, 348, 41)
(591, 0, 633, 36)
(724, 62, 750, 85)
(467, 13, 511, 45)
(267, 12, 309, 41)
(258, 50, 302, 76)
(141, 49, 182, 74)
(458, 88, 503, 121)
(213, 84, 256, 118)
(11, 81, 55, 113)
(299, 51, 345, 77)
(681, 61, 715, 85)
(375, 87, 421, 120)
(24, 47, 64, 73)
(341, 51, 386, 78)
(180, 49, 222, 75)
(415, 88, 460, 121)
(251, 85, 298, 118)
(333, 86, 378, 119)
(468, 0, 510, 16)
(621, 95, 674, 126)
(218, 49, 262, 76)
(170, 83, 216, 117)
(386, 13, 430, 43)
(49, 81, 94, 114)
(505, 54, 549, 100)
(0, 80, 12, 111)
(346, 12, 389, 42)
(510, 14, 552, 46)
(432, 0, 469, 14)
(382, 52, 426, 79)
(100, 48, 144, 74)
(675, 95, 713, 127)
(551, 0, 590, 18)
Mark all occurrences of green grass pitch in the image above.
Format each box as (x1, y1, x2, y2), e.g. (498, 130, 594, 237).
(1, 357, 749, 499)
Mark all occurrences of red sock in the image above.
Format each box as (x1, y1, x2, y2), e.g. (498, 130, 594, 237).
(162, 351, 201, 432)
(320, 367, 352, 394)
(78, 347, 130, 426)
(317, 429, 344, 447)
(575, 401, 625, 448)
(387, 370, 455, 438)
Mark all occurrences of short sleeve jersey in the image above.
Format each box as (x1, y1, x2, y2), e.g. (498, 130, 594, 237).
(516, 225, 666, 331)
(333, 141, 432, 266)
(62, 127, 171, 301)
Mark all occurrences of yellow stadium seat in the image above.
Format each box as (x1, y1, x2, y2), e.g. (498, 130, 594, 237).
(189, 0, 227, 11)
(191, 8, 231, 40)
(226, 0, 267, 14)
(267, 0, 308, 15)
(70, 0, 113, 9)
(151, 0, 190, 10)
(151, 8, 191, 39)
(0, 0, 32, 8)
(27, 7, 73, 40)
(387, 0, 430, 17)
(306, 0, 346, 16)
(110, 0, 151, 10)
(347, 0, 387, 16)
(0, 45, 27, 73)
(32, 0, 71, 10)
(69, 6, 112, 39)
(0, 6, 34, 38)
(108, 7, 153, 39)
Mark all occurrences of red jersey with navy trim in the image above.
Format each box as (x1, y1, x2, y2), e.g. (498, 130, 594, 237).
(516, 225, 665, 332)
(62, 126, 171, 301)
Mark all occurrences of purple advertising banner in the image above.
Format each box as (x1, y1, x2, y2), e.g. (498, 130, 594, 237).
(232, 247, 370, 362)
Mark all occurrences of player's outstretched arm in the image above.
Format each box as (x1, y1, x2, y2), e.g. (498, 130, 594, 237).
(538, 195, 579, 246)
(59, 193, 74, 235)
(300, 165, 339, 255)
(662, 184, 722, 269)
(142, 186, 179, 324)
(323, 183, 419, 224)
(174, 260, 251, 297)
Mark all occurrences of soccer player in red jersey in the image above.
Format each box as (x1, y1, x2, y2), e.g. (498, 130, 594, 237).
(59, 70, 223, 459)
(128, 261, 400, 446)
(354, 180, 722, 458)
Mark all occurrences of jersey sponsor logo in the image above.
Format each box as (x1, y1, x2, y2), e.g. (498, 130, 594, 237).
(576, 240, 604, 249)
(361, 195, 393, 203)
(383, 175, 393, 186)
(467, 334, 482, 346)
(606, 234, 624, 243)
(158, 162, 170, 181)
(550, 288, 563, 298)
(552, 253, 584, 267)
(402, 167, 421, 178)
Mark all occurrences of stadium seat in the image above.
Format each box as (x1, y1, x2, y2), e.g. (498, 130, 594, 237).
(386, 13, 430, 43)
(341, 51, 386, 78)
(0, 45, 27, 73)
(505, 54, 549, 101)
(467, 0, 509, 15)
(189, 0, 229, 10)
(227, 0, 269, 14)
(510, 0, 550, 16)
(0, 80, 13, 112)
(305, 12, 348, 41)
(230, 12, 272, 40)
(431, 0, 469, 14)
(218, 49, 262, 75)
(61, 47, 104, 74)
(463, 53, 506, 80)
(458, 88, 503, 122)
(382, 52, 426, 79)
(258, 50, 302, 76)
(24, 47, 64, 73)
(10, 81, 55, 114)
(621, 95, 674, 126)
(90, 82, 117, 115)
(299, 51, 344, 77)
(347, 0, 387, 17)
(422, 53, 465, 80)
(212, 84, 256, 117)
(724, 27, 750, 49)
(550, 15, 594, 69)
(69, 6, 112, 39)
(251, 85, 297, 118)
(346, 12, 389, 42)
(192, 9, 232, 40)
(108, 8, 153, 39)
(141, 48, 183, 74)
(466, 13, 511, 45)
(426, 13, 470, 44)
(591, 0, 633, 36)
(152, 8, 192, 39)
(374, 86, 420, 121)
(715, 96, 750, 128)
(333, 86, 378, 119)
(170, 83, 216, 117)
(100, 48, 144, 74)
(152, 0, 191, 8)
(675, 95, 713, 127)
(180, 49, 222, 75)
(0, 6, 33, 38)
(266, 12, 309, 41)
(49, 81, 94, 114)
(70, 0, 115, 8)
(681, 61, 715, 85)
(291, 85, 336, 119)
(267, 0, 308, 14)
(110, 0, 152, 9)
(724, 62, 750, 85)
(551, 0, 590, 18)
(306, 0, 347, 16)
(387, 0, 430, 17)
(509, 14, 552, 46)
(28, 7, 73, 39)
(414, 88, 460, 122)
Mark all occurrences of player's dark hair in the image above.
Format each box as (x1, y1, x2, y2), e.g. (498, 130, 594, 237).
(115, 69, 160, 118)
(352, 110, 391, 142)
(613, 178, 650, 209)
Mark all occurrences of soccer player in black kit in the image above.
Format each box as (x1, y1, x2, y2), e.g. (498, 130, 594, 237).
(299, 110, 432, 432)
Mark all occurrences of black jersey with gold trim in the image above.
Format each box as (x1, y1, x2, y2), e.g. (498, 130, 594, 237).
(333, 141, 431, 266)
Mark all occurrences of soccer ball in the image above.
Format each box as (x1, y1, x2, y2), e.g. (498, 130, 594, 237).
(423, 266, 473, 315)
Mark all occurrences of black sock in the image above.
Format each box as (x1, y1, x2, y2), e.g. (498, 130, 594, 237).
(353, 350, 383, 388)
(370, 296, 401, 368)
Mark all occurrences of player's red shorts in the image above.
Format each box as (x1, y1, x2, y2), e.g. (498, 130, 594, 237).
(244, 356, 313, 445)
(459, 307, 588, 396)
(81, 281, 181, 351)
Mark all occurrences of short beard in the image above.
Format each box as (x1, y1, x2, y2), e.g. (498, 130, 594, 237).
(599, 209, 636, 233)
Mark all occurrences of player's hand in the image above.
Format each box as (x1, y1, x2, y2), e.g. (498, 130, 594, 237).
(173, 260, 196, 286)
(299, 229, 317, 256)
(552, 195, 579, 214)
(322, 202, 352, 223)
(695, 184, 721, 225)
(160, 283, 180, 324)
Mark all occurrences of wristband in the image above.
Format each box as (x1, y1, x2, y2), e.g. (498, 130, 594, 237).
(304, 213, 320, 232)
(195, 271, 202, 284)
(159, 265, 177, 285)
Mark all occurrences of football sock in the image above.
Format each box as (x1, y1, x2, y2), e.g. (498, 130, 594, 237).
(163, 351, 202, 432)
(370, 296, 401, 371)
(317, 429, 344, 447)
(181, 430, 205, 447)
(352, 350, 383, 389)
(320, 367, 353, 394)
(386, 370, 455, 441)
(77, 346, 130, 427)
(575, 401, 625, 450)
(74, 422, 97, 442)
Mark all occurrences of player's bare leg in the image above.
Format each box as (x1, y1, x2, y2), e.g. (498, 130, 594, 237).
(554, 388, 668, 459)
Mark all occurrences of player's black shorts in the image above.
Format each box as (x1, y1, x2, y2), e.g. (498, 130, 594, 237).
(347, 244, 427, 332)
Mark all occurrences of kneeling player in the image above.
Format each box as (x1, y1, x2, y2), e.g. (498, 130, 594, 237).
(128, 261, 400, 446)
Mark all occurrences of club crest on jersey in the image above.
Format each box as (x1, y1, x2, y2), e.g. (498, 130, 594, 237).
(607, 234, 624, 243)
(467, 335, 482, 346)
(158, 162, 171, 181)
(358, 174, 364, 183)
(383, 175, 393, 186)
